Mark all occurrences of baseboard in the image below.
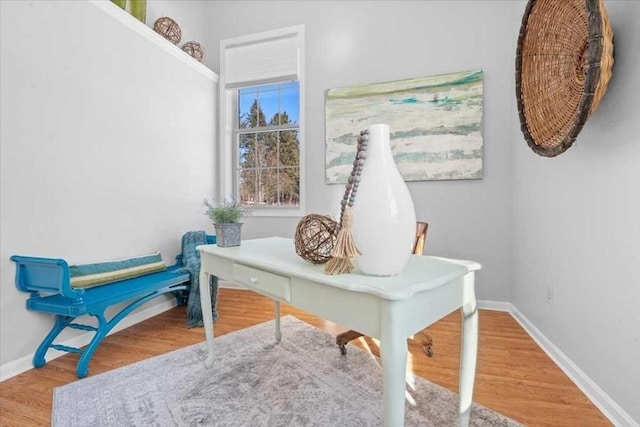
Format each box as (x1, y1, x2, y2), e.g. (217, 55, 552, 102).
(477, 300, 513, 312)
(0, 299, 178, 382)
(1, 286, 243, 381)
(509, 305, 638, 427)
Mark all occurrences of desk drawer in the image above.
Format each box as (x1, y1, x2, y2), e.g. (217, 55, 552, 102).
(232, 263, 291, 302)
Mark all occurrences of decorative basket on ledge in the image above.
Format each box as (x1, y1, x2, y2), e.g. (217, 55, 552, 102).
(516, 0, 614, 157)
(182, 41, 205, 63)
(153, 17, 182, 45)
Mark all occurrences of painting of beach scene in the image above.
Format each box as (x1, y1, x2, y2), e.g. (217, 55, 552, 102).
(325, 69, 483, 183)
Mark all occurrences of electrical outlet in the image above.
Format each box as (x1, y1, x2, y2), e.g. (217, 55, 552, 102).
(545, 286, 554, 304)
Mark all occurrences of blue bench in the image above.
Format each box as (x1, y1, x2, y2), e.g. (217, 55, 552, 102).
(11, 236, 215, 378)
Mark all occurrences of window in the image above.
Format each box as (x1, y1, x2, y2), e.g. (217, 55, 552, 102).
(237, 82, 300, 207)
(219, 26, 305, 216)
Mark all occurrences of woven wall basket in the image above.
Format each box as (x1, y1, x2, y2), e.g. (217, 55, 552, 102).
(516, 0, 614, 157)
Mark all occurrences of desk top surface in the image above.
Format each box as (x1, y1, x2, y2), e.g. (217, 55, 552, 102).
(198, 237, 480, 300)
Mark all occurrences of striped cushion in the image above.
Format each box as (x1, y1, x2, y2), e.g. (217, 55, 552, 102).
(70, 252, 167, 289)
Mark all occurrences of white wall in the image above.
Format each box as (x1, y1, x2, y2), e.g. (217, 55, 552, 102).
(0, 1, 217, 369)
(512, 1, 640, 423)
(206, 0, 521, 303)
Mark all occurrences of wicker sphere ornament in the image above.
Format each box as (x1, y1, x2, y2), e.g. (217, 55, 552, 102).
(294, 214, 339, 264)
(153, 17, 181, 45)
(182, 41, 205, 63)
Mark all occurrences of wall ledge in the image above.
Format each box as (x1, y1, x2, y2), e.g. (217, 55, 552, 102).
(89, 0, 218, 82)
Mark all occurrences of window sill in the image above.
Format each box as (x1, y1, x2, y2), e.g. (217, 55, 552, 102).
(246, 206, 305, 218)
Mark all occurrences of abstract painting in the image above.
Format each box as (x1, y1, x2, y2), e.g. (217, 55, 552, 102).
(325, 69, 483, 183)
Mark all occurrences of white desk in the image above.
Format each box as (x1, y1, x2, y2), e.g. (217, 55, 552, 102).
(197, 237, 481, 427)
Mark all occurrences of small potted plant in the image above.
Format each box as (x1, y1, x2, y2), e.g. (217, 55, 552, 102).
(202, 199, 248, 247)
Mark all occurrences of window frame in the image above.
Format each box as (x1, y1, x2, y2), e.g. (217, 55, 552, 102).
(219, 25, 305, 217)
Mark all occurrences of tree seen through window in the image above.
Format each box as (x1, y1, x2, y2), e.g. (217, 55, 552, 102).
(236, 82, 300, 208)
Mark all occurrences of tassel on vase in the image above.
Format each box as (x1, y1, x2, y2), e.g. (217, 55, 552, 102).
(325, 207, 361, 275)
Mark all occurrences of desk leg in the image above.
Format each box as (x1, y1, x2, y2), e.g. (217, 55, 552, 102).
(274, 300, 282, 342)
(199, 269, 215, 369)
(458, 272, 478, 427)
(380, 302, 408, 427)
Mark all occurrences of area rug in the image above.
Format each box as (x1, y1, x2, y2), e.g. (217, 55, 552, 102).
(53, 316, 522, 426)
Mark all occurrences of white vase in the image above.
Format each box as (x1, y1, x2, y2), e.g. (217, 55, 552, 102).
(351, 124, 416, 276)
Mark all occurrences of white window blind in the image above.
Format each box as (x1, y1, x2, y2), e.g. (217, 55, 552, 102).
(225, 34, 299, 88)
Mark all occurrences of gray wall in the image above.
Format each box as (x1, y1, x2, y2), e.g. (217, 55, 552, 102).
(0, 1, 216, 370)
(206, 1, 639, 423)
(1, 0, 637, 422)
(512, 1, 640, 422)
(207, 0, 520, 303)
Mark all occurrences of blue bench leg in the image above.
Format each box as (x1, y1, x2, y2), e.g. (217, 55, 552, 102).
(76, 311, 108, 378)
(75, 291, 173, 378)
(33, 315, 73, 368)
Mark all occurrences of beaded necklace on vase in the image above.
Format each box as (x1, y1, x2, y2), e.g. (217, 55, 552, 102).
(325, 129, 369, 275)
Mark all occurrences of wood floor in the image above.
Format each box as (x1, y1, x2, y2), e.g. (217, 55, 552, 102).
(0, 288, 610, 426)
